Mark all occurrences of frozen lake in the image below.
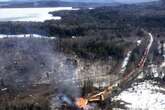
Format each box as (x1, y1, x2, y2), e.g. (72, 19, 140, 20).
(0, 7, 78, 22)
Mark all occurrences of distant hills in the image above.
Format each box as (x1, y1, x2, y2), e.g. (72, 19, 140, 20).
(0, 0, 120, 8)
(0, 0, 159, 8)
(0, 0, 158, 3)
(60, 0, 158, 3)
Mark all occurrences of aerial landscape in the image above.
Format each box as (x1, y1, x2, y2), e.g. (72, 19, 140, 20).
(0, 0, 164, 110)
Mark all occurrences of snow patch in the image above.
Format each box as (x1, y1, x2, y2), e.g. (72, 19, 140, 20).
(137, 40, 142, 46)
(148, 33, 154, 51)
(114, 80, 165, 110)
(120, 51, 132, 73)
(88, 8, 94, 10)
(160, 62, 165, 68)
(0, 34, 56, 39)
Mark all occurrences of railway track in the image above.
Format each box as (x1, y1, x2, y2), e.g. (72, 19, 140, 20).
(75, 32, 154, 109)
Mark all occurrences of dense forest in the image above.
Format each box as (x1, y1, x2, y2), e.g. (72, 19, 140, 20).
(1, 1, 165, 38)
(0, 1, 164, 60)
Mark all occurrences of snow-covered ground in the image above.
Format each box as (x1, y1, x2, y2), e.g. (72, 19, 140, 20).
(0, 7, 78, 22)
(137, 40, 142, 46)
(0, 34, 56, 39)
(114, 80, 165, 110)
(159, 41, 165, 68)
(120, 51, 132, 74)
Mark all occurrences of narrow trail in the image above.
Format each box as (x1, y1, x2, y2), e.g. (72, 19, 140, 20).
(120, 51, 132, 74)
